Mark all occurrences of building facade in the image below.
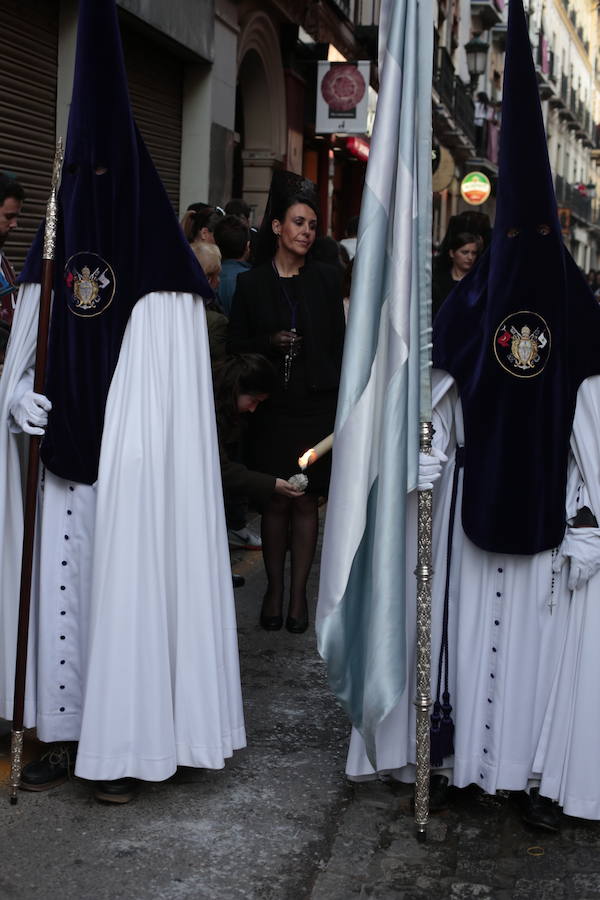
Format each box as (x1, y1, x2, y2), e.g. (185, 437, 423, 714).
(433, 0, 600, 263)
(0, 0, 380, 267)
(0, 0, 216, 270)
(1, 0, 599, 269)
(531, 0, 600, 269)
(432, 0, 504, 244)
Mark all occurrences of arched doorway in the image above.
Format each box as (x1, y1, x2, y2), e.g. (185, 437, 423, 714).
(235, 12, 286, 224)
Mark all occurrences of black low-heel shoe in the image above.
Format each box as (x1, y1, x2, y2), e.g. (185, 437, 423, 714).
(285, 614, 309, 634)
(20, 742, 77, 792)
(260, 613, 283, 631)
(95, 777, 137, 804)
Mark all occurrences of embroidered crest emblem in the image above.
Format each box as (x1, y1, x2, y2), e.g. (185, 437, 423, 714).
(64, 252, 116, 318)
(493, 311, 551, 379)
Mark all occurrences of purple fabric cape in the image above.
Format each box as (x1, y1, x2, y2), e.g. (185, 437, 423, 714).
(20, 0, 212, 485)
(433, 0, 600, 554)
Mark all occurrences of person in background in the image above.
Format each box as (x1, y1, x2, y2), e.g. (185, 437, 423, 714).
(225, 198, 259, 263)
(338, 241, 351, 268)
(194, 239, 262, 553)
(181, 205, 224, 245)
(312, 235, 348, 271)
(432, 231, 479, 319)
(225, 198, 251, 224)
(0, 172, 24, 329)
(438, 211, 492, 256)
(474, 92, 492, 157)
(0, 323, 8, 373)
(228, 171, 345, 634)
(340, 215, 359, 260)
(214, 354, 304, 507)
(192, 242, 228, 363)
(342, 257, 354, 324)
(213, 215, 251, 316)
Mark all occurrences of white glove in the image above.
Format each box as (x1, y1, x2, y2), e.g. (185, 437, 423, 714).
(417, 447, 448, 491)
(552, 526, 600, 591)
(9, 389, 52, 436)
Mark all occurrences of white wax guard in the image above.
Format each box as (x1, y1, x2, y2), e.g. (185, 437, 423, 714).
(288, 473, 308, 491)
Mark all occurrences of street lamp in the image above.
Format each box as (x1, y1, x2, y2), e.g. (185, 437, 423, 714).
(465, 35, 490, 94)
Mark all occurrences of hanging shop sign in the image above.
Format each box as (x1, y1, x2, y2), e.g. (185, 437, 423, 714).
(432, 145, 455, 192)
(460, 171, 492, 205)
(316, 61, 370, 134)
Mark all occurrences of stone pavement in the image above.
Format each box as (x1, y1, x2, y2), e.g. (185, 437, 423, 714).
(1, 513, 600, 898)
(312, 779, 600, 899)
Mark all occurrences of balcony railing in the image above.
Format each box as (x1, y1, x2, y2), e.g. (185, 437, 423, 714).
(470, 0, 503, 28)
(354, 0, 379, 59)
(354, 0, 380, 27)
(454, 78, 475, 144)
(569, 88, 577, 116)
(434, 46, 455, 111)
(535, 32, 557, 99)
(555, 175, 592, 223)
(536, 32, 550, 75)
(327, 0, 351, 17)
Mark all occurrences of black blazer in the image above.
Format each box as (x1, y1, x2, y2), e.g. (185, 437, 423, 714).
(227, 259, 345, 393)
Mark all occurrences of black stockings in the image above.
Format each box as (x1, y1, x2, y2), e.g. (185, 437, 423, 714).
(260, 493, 319, 619)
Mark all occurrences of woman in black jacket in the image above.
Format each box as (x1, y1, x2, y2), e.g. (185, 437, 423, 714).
(228, 188, 345, 633)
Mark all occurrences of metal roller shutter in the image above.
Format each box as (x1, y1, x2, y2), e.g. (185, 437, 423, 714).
(122, 25, 184, 215)
(0, 0, 58, 272)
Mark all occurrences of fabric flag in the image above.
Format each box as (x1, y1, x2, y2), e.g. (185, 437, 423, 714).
(316, 0, 433, 765)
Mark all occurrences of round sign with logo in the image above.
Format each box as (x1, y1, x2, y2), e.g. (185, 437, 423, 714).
(460, 172, 491, 206)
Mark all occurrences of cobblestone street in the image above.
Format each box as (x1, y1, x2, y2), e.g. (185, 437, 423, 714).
(2, 519, 600, 898)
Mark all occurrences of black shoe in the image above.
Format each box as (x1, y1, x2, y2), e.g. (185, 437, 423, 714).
(260, 613, 283, 630)
(95, 777, 137, 804)
(521, 787, 561, 833)
(232, 574, 245, 589)
(285, 614, 309, 634)
(20, 742, 77, 792)
(429, 773, 450, 811)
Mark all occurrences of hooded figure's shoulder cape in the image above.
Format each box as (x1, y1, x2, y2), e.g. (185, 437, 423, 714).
(433, 0, 600, 555)
(19, 0, 212, 485)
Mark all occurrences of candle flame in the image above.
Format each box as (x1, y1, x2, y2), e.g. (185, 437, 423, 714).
(298, 449, 316, 470)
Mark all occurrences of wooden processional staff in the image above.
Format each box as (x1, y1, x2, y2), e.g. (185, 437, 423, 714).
(9, 139, 63, 804)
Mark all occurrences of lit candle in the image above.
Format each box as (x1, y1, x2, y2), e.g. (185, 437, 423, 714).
(298, 432, 334, 470)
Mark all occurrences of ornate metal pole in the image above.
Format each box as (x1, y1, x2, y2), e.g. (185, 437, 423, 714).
(9, 138, 63, 804)
(414, 420, 433, 840)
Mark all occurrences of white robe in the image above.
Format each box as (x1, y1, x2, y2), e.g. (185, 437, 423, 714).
(534, 377, 600, 819)
(0, 285, 245, 781)
(346, 369, 571, 795)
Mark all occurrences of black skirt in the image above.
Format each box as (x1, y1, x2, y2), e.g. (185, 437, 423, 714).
(246, 384, 337, 496)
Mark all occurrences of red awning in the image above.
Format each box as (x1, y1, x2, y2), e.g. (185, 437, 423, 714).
(346, 136, 370, 161)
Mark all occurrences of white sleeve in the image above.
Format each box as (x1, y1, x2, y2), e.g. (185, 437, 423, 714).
(7, 365, 35, 433)
(431, 369, 458, 456)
